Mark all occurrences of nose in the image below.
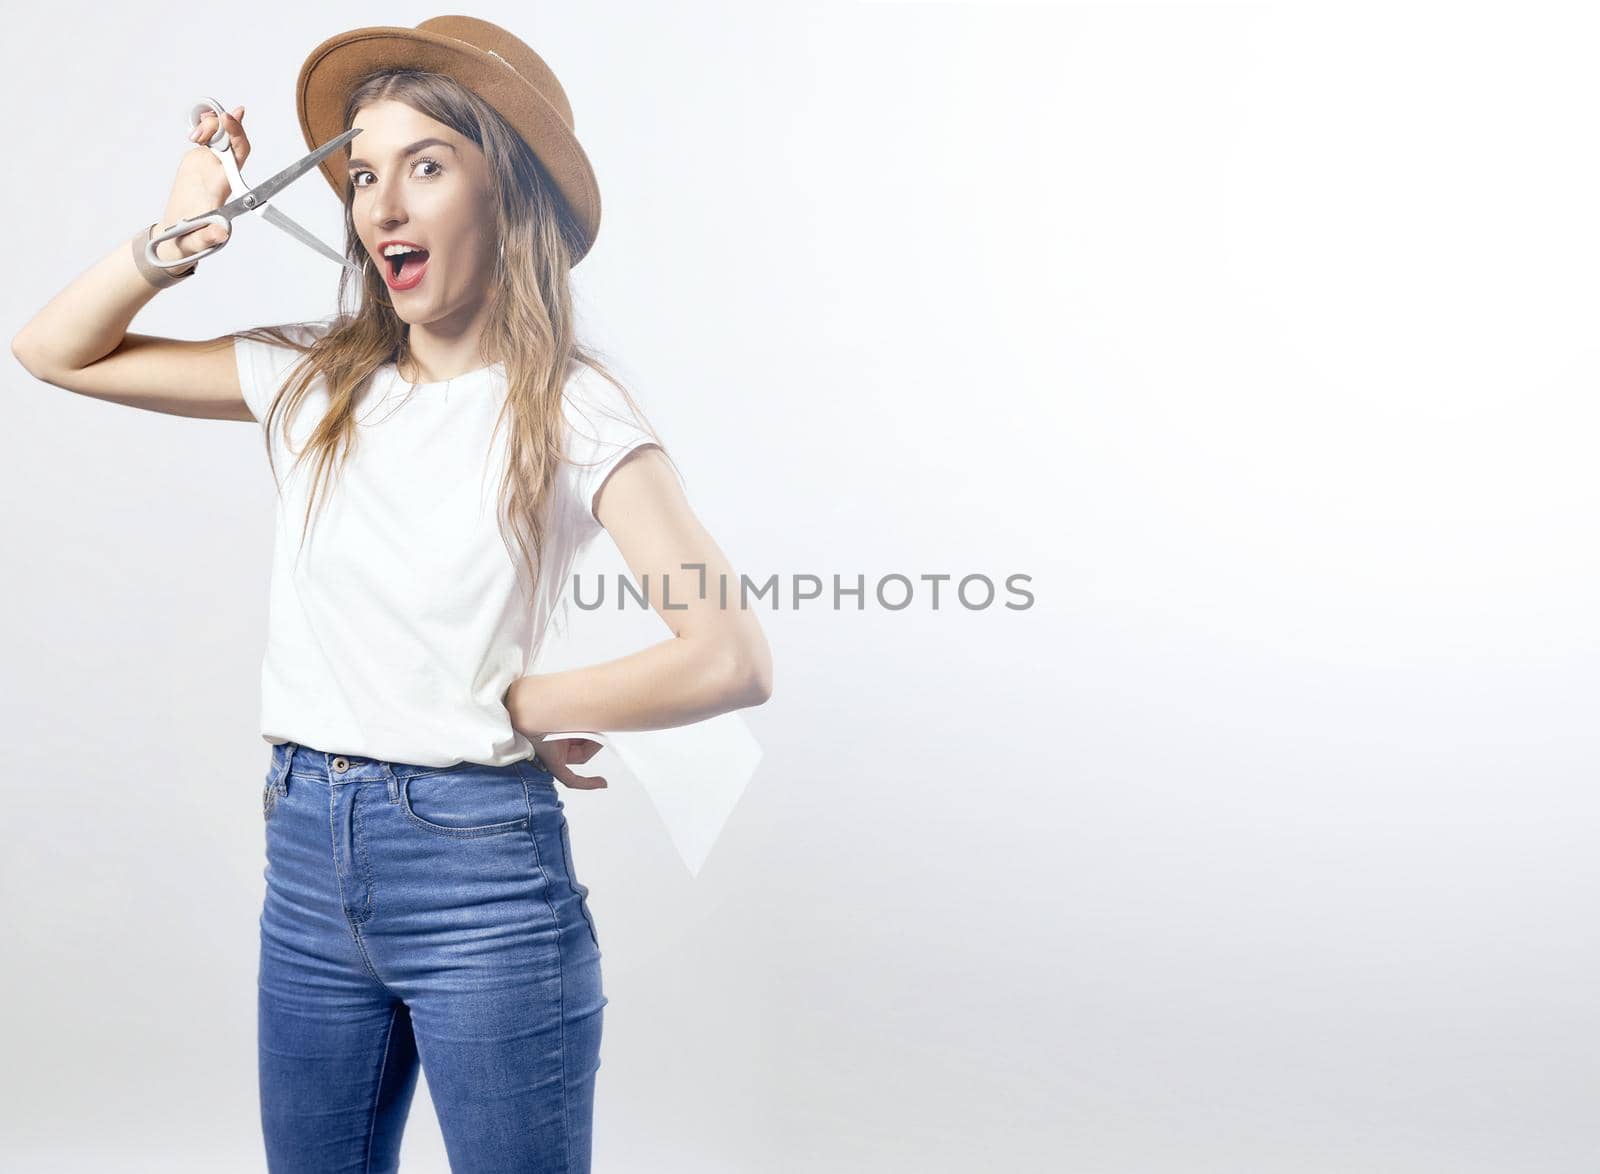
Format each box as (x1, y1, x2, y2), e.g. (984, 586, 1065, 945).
(367, 180, 408, 233)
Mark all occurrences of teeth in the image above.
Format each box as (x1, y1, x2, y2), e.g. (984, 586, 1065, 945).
(382, 244, 425, 257)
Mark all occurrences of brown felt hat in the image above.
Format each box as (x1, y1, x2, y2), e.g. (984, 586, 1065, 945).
(296, 15, 602, 264)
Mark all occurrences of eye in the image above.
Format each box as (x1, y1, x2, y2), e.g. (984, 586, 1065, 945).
(349, 158, 445, 189)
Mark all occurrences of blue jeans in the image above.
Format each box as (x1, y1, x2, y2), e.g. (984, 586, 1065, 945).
(258, 741, 607, 1172)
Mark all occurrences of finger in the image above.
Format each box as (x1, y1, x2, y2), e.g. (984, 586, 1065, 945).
(554, 766, 607, 790)
(219, 108, 250, 164)
(198, 222, 231, 250)
(188, 106, 245, 143)
(176, 222, 228, 257)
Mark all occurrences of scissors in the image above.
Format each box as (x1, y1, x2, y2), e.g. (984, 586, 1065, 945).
(146, 96, 362, 273)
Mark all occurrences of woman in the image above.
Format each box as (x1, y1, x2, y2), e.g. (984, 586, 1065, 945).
(12, 16, 772, 1173)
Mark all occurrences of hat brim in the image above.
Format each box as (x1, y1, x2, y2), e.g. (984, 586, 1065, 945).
(297, 26, 601, 263)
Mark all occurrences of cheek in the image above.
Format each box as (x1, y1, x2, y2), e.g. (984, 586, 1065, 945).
(451, 234, 500, 276)
(441, 241, 495, 284)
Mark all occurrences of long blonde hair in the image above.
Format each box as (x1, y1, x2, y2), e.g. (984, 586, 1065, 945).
(232, 68, 672, 595)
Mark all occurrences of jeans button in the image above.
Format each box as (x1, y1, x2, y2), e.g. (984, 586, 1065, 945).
(333, 757, 349, 773)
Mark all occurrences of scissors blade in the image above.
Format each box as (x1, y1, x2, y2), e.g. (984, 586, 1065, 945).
(259, 204, 362, 274)
(218, 128, 362, 219)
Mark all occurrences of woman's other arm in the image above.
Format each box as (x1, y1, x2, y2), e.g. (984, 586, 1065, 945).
(11, 106, 256, 421)
(507, 445, 774, 739)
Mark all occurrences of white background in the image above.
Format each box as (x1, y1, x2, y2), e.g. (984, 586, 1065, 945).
(5, 1, 1598, 1170)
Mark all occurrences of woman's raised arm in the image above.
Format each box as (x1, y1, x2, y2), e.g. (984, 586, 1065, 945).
(11, 106, 258, 421)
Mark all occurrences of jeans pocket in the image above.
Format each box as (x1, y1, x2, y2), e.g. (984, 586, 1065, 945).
(262, 773, 278, 821)
(400, 768, 531, 838)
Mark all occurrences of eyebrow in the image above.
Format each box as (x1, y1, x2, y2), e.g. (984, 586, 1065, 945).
(347, 138, 458, 169)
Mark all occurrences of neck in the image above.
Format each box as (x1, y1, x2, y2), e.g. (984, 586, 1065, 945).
(397, 304, 499, 383)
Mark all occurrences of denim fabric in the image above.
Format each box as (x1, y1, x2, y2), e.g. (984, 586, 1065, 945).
(258, 741, 606, 1172)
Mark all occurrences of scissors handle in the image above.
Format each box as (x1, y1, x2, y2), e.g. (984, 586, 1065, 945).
(188, 99, 230, 149)
(189, 97, 249, 197)
(145, 97, 242, 271)
(146, 213, 230, 270)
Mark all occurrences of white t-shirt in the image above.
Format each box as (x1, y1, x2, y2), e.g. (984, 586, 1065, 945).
(234, 315, 660, 767)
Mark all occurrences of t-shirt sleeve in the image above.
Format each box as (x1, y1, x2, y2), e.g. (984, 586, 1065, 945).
(559, 367, 664, 525)
(233, 316, 341, 424)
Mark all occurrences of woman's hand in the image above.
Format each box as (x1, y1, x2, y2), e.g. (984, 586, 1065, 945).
(154, 105, 251, 266)
(536, 737, 609, 791)
(504, 676, 609, 790)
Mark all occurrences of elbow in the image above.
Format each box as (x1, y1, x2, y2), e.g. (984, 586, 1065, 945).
(11, 330, 60, 382)
(722, 642, 773, 709)
(744, 657, 773, 706)
(11, 332, 41, 378)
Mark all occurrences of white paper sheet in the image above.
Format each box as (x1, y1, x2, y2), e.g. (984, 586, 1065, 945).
(547, 718, 763, 876)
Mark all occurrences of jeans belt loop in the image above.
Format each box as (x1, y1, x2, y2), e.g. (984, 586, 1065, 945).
(274, 742, 296, 793)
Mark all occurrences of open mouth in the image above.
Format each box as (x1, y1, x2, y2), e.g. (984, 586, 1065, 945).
(383, 248, 430, 290)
